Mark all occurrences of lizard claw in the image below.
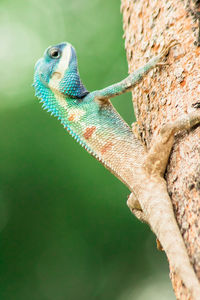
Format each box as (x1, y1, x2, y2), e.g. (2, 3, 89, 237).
(192, 102, 200, 109)
(159, 39, 180, 59)
(156, 62, 169, 66)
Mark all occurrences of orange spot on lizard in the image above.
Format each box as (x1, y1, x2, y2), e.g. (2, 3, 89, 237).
(68, 113, 75, 121)
(101, 141, 113, 155)
(83, 126, 96, 140)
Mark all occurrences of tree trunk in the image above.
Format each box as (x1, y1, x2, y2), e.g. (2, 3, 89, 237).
(121, 0, 200, 299)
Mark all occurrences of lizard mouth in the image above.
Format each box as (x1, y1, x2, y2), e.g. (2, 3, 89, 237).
(38, 72, 49, 89)
(33, 58, 47, 87)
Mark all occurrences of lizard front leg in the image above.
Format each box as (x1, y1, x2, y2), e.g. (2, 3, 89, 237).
(94, 41, 178, 102)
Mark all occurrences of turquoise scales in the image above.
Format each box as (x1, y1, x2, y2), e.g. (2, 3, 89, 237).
(33, 41, 200, 298)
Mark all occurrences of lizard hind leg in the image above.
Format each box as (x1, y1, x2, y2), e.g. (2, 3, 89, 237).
(128, 192, 163, 250)
(127, 193, 148, 224)
(144, 111, 200, 178)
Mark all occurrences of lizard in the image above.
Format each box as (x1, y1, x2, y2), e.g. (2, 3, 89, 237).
(33, 40, 200, 299)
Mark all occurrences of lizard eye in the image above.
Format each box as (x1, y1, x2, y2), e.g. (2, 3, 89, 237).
(48, 47, 61, 59)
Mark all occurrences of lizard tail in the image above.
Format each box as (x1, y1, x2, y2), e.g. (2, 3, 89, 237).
(137, 178, 200, 299)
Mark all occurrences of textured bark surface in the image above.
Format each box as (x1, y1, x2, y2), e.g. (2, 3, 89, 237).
(121, 0, 200, 299)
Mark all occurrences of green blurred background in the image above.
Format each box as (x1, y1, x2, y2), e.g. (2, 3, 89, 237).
(0, 0, 175, 299)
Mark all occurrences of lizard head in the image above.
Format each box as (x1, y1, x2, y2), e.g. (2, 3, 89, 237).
(33, 42, 88, 100)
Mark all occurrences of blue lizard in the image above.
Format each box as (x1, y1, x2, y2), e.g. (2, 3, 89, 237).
(33, 41, 200, 299)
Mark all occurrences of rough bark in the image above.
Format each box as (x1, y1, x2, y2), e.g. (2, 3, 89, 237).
(121, 0, 200, 299)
